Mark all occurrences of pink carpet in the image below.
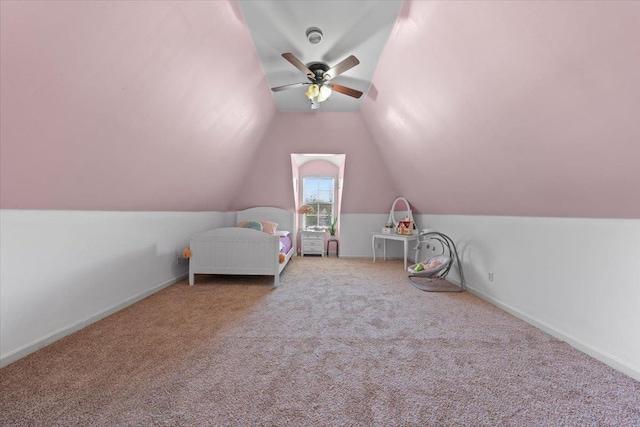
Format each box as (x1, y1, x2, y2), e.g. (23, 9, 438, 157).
(1, 257, 638, 426)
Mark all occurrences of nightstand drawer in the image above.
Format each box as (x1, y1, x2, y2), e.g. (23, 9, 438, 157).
(301, 232, 323, 238)
(303, 240, 324, 248)
(303, 247, 324, 254)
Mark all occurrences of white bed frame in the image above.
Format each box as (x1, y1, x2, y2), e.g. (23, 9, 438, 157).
(188, 207, 295, 287)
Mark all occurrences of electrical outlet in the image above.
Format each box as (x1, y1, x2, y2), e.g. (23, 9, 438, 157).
(488, 272, 494, 282)
(176, 256, 182, 265)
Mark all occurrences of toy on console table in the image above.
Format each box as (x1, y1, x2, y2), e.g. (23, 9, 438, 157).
(397, 216, 414, 235)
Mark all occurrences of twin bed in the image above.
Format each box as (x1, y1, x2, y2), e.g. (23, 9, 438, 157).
(188, 207, 295, 287)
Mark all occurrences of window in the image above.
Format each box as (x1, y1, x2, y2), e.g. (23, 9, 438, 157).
(302, 177, 334, 229)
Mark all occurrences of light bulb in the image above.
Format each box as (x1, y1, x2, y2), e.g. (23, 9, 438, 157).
(317, 85, 332, 103)
(305, 84, 319, 99)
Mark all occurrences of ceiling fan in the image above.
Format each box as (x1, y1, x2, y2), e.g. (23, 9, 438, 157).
(271, 53, 363, 110)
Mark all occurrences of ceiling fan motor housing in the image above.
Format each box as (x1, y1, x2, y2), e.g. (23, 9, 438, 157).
(307, 62, 329, 82)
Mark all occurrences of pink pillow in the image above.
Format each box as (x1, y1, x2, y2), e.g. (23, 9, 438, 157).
(260, 221, 278, 235)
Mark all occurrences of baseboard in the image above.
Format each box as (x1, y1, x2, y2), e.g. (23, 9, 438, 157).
(447, 277, 640, 381)
(337, 255, 407, 261)
(0, 273, 188, 368)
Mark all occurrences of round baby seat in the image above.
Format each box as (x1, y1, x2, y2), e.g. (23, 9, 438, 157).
(408, 231, 465, 293)
(407, 254, 451, 277)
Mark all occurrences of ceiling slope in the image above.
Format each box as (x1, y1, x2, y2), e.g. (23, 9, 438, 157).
(3, 1, 638, 217)
(361, 0, 640, 218)
(0, 0, 275, 211)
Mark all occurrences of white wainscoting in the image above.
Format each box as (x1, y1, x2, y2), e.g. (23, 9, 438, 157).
(0, 210, 226, 367)
(4, 210, 638, 380)
(339, 214, 409, 260)
(413, 214, 640, 381)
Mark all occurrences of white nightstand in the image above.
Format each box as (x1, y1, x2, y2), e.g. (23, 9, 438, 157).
(301, 230, 325, 257)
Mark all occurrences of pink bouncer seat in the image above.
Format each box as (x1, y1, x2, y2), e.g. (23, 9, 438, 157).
(408, 254, 451, 278)
(407, 231, 465, 292)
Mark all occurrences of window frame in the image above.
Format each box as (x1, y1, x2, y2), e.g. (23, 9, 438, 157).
(301, 175, 336, 230)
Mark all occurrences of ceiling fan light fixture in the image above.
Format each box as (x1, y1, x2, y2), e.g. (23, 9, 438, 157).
(305, 84, 320, 100)
(317, 85, 332, 103)
(306, 27, 323, 45)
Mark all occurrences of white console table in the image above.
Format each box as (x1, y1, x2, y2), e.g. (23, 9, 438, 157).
(372, 232, 419, 271)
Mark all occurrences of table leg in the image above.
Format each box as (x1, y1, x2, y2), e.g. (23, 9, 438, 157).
(372, 235, 376, 263)
(383, 239, 387, 261)
(403, 239, 408, 270)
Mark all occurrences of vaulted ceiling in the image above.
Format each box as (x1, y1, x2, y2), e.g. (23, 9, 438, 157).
(239, 0, 402, 112)
(1, 1, 638, 218)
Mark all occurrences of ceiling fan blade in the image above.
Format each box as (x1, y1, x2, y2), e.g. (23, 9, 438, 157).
(323, 55, 360, 80)
(282, 53, 315, 78)
(329, 83, 363, 99)
(271, 82, 311, 92)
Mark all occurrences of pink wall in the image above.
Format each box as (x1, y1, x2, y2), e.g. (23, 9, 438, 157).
(3, 1, 638, 218)
(0, 0, 276, 211)
(230, 113, 399, 213)
(362, 0, 640, 218)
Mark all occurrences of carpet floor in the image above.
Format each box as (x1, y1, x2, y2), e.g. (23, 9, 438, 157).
(1, 257, 638, 426)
